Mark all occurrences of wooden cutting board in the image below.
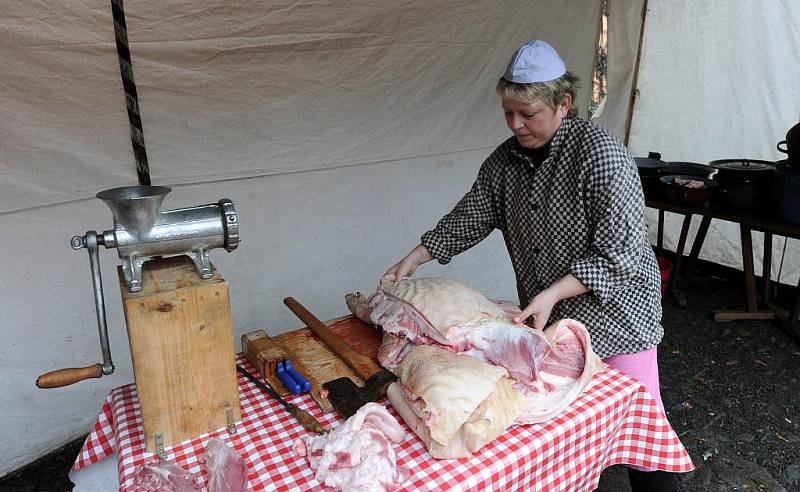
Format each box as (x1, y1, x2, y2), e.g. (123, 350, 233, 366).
(273, 314, 383, 413)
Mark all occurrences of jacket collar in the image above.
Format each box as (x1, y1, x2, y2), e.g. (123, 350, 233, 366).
(508, 117, 575, 168)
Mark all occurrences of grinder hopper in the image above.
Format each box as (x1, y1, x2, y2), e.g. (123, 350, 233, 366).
(97, 185, 169, 237)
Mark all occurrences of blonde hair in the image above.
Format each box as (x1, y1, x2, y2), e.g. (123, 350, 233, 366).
(496, 72, 581, 118)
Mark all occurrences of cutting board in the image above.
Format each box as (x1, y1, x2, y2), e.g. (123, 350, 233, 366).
(273, 314, 383, 413)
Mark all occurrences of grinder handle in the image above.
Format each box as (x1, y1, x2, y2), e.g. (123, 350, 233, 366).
(36, 364, 104, 388)
(283, 297, 381, 380)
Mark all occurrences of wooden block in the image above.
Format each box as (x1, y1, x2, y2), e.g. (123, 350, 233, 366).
(274, 314, 384, 412)
(119, 256, 241, 452)
(241, 330, 333, 413)
(242, 330, 286, 383)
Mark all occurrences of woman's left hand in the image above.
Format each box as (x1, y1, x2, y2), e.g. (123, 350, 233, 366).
(513, 289, 559, 330)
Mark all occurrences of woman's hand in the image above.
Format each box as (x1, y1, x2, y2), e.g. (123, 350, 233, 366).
(513, 289, 560, 329)
(381, 244, 433, 285)
(513, 274, 590, 329)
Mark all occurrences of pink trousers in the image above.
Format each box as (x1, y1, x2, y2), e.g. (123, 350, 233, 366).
(602, 346, 665, 472)
(602, 346, 664, 413)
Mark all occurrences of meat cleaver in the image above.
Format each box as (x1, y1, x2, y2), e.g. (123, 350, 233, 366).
(283, 297, 396, 418)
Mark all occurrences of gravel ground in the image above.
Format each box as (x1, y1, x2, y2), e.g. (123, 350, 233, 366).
(599, 260, 800, 492)
(2, 260, 799, 491)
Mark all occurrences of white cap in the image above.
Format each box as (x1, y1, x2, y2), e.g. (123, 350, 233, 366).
(503, 40, 566, 83)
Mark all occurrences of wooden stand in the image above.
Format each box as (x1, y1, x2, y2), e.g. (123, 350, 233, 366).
(119, 256, 241, 452)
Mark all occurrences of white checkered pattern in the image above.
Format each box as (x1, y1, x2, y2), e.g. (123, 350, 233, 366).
(73, 354, 693, 491)
(421, 117, 664, 358)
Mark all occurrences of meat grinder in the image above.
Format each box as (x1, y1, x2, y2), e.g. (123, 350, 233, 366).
(36, 185, 240, 388)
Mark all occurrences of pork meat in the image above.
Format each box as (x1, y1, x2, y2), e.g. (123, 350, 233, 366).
(387, 344, 527, 459)
(348, 278, 563, 386)
(293, 402, 408, 492)
(346, 277, 604, 458)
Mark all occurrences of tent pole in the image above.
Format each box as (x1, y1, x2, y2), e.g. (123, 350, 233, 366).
(589, 0, 606, 118)
(623, 0, 649, 146)
(111, 0, 151, 186)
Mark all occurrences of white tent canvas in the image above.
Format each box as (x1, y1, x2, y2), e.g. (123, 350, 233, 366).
(595, 0, 800, 285)
(2, 0, 800, 478)
(1, 0, 602, 475)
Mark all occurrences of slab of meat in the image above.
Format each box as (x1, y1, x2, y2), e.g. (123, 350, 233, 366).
(346, 277, 604, 458)
(347, 278, 574, 387)
(516, 318, 604, 423)
(387, 344, 526, 459)
(292, 402, 408, 491)
(202, 438, 248, 492)
(128, 459, 201, 492)
(377, 332, 411, 369)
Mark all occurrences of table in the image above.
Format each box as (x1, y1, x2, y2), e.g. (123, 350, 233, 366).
(647, 196, 800, 343)
(72, 353, 693, 491)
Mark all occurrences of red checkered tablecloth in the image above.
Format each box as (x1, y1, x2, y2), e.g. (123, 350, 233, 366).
(73, 354, 693, 491)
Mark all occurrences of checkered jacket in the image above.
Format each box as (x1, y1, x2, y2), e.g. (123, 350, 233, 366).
(421, 117, 663, 358)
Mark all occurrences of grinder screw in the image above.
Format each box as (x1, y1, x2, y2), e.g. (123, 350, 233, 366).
(71, 235, 85, 250)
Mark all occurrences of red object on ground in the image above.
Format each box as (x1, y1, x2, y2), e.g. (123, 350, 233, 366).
(656, 257, 673, 295)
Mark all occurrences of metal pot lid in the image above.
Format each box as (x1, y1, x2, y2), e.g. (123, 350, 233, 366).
(709, 159, 775, 172)
(664, 161, 712, 173)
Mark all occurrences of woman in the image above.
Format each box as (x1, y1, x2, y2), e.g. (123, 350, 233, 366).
(383, 40, 679, 491)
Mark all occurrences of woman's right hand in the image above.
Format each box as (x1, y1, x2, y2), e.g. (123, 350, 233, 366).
(381, 244, 433, 285)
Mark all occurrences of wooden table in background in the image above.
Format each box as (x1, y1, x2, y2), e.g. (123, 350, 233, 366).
(646, 196, 800, 343)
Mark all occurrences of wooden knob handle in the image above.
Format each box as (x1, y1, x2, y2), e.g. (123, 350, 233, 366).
(287, 403, 327, 435)
(36, 363, 104, 388)
(283, 297, 380, 380)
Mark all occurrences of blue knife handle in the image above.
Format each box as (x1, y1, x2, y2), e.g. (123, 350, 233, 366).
(276, 361, 301, 395)
(284, 359, 312, 393)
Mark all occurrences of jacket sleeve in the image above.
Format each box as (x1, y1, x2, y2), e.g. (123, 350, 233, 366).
(569, 146, 648, 303)
(421, 159, 501, 265)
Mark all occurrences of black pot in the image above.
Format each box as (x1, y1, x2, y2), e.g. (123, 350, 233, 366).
(660, 175, 717, 207)
(777, 121, 800, 162)
(774, 160, 800, 224)
(634, 154, 667, 198)
(639, 174, 662, 198)
(709, 159, 775, 211)
(661, 161, 715, 178)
